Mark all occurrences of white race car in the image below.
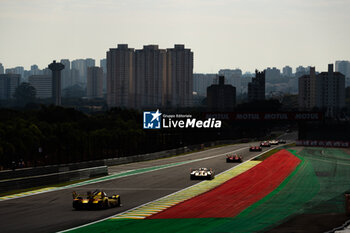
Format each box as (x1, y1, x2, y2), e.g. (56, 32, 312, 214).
(190, 168, 215, 180)
(260, 141, 271, 147)
(269, 140, 279, 145)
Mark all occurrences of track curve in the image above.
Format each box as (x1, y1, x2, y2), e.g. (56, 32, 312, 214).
(0, 142, 287, 233)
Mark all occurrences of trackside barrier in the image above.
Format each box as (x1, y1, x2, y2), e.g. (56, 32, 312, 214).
(0, 160, 105, 180)
(296, 140, 350, 148)
(0, 166, 108, 194)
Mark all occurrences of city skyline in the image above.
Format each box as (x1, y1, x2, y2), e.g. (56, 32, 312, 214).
(1, 57, 348, 76)
(1, 0, 350, 73)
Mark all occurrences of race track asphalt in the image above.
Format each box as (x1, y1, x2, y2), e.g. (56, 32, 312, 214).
(0, 136, 293, 233)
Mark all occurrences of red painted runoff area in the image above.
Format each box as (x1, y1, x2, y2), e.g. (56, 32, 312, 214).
(148, 150, 300, 219)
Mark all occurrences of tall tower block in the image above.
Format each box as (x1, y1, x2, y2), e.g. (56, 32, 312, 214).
(48, 60, 65, 105)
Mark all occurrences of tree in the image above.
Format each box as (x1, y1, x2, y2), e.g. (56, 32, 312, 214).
(14, 82, 36, 106)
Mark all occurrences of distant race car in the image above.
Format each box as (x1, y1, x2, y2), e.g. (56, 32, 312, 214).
(226, 154, 243, 163)
(269, 140, 279, 145)
(190, 168, 215, 180)
(260, 141, 271, 147)
(278, 139, 286, 144)
(250, 146, 262, 152)
(72, 189, 121, 210)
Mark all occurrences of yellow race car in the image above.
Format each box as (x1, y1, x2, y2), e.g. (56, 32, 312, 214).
(72, 189, 121, 210)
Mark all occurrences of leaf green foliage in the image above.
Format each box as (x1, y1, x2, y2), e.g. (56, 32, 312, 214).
(0, 106, 145, 169)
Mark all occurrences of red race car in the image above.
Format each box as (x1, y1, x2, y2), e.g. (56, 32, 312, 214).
(260, 141, 271, 147)
(250, 146, 262, 152)
(226, 154, 243, 163)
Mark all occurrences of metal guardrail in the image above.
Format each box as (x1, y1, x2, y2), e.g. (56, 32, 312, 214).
(0, 166, 108, 194)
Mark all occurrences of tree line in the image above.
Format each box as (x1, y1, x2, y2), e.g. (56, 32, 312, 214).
(0, 106, 148, 169)
(0, 106, 235, 170)
(0, 99, 292, 170)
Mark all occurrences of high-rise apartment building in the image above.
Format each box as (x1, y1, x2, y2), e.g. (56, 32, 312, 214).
(60, 59, 71, 89)
(100, 59, 107, 73)
(193, 73, 217, 97)
(165, 44, 193, 108)
(298, 67, 320, 110)
(335, 60, 350, 77)
(87, 67, 103, 98)
(68, 69, 79, 89)
(135, 45, 166, 108)
(298, 64, 345, 116)
(318, 64, 345, 114)
(106, 44, 193, 109)
(0, 63, 4, 75)
(295, 66, 311, 78)
(86, 58, 95, 68)
(5, 66, 24, 81)
(218, 69, 242, 91)
(71, 59, 87, 85)
(0, 74, 20, 100)
(42, 68, 51, 76)
(335, 60, 350, 87)
(107, 44, 135, 108)
(248, 70, 265, 101)
(28, 75, 52, 98)
(100, 58, 107, 93)
(282, 66, 293, 77)
(207, 76, 236, 111)
(30, 65, 40, 75)
(265, 67, 281, 82)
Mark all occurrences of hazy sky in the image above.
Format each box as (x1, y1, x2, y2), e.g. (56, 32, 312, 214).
(0, 0, 349, 73)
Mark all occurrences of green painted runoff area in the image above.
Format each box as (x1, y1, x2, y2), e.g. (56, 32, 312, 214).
(68, 148, 350, 233)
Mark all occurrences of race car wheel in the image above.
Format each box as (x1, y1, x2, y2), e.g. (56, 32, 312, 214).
(104, 200, 109, 209)
(73, 203, 80, 210)
(118, 196, 121, 207)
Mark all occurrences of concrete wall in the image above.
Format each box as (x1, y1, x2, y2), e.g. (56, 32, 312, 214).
(0, 166, 107, 194)
(0, 160, 105, 180)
